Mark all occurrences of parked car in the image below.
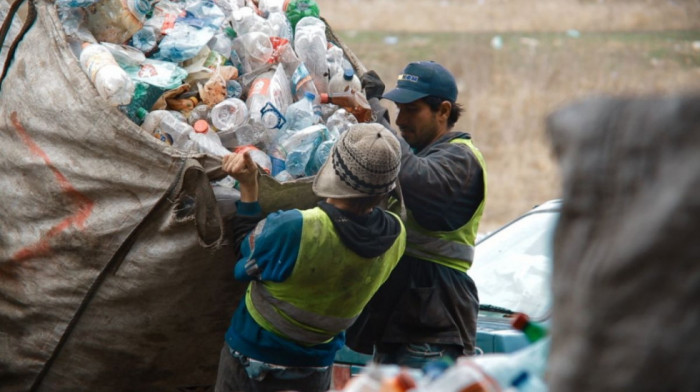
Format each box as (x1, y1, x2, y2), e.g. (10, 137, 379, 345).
(333, 200, 560, 381)
(470, 199, 559, 354)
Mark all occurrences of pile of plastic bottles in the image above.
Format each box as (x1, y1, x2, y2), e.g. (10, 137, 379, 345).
(56, 0, 369, 182)
(335, 314, 550, 392)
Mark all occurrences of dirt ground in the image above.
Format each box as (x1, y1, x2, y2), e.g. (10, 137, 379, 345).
(317, 0, 700, 33)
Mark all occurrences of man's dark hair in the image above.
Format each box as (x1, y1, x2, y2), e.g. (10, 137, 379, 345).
(345, 194, 388, 213)
(423, 95, 464, 128)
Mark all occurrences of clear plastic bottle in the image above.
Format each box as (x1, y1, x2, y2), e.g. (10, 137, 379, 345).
(100, 42, 146, 68)
(234, 145, 272, 175)
(274, 169, 295, 182)
(288, 62, 322, 114)
(208, 30, 234, 61)
(320, 90, 373, 123)
(285, 92, 317, 131)
(232, 31, 274, 74)
(188, 103, 212, 125)
(307, 139, 333, 175)
(130, 25, 158, 54)
(190, 120, 231, 157)
(282, 124, 325, 177)
(142, 109, 194, 148)
(293, 16, 329, 94)
(211, 98, 249, 132)
(226, 80, 243, 98)
(79, 42, 135, 106)
(246, 70, 288, 131)
(266, 11, 293, 42)
(329, 67, 361, 94)
(325, 107, 358, 137)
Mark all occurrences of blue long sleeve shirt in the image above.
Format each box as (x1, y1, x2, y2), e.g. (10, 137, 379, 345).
(224, 201, 344, 367)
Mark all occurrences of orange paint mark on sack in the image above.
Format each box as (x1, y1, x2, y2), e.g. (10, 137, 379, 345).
(9, 112, 94, 262)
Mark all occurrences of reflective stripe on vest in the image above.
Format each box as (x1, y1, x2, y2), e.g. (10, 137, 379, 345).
(250, 281, 359, 345)
(246, 207, 406, 345)
(398, 137, 487, 272)
(404, 228, 475, 263)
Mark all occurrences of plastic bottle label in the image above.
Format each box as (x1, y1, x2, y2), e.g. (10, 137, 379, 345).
(249, 77, 271, 97)
(290, 64, 313, 96)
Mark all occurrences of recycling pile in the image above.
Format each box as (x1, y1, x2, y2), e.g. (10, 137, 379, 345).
(56, 0, 368, 182)
(336, 339, 550, 392)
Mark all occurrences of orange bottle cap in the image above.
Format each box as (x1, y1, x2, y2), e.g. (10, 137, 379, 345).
(193, 119, 209, 134)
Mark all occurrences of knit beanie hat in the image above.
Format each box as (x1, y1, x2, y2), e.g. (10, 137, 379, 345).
(313, 123, 401, 198)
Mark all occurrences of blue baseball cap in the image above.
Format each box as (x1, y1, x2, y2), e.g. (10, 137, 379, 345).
(383, 61, 458, 103)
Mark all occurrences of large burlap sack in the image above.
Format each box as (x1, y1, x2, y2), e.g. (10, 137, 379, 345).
(546, 93, 700, 391)
(0, 0, 318, 390)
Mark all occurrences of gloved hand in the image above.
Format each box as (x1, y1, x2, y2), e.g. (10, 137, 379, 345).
(361, 70, 385, 100)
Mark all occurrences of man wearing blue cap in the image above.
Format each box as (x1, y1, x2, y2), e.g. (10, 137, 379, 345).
(346, 61, 488, 368)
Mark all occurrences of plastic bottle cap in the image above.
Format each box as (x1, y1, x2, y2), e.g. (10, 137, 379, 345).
(304, 91, 316, 100)
(193, 119, 210, 134)
(319, 93, 329, 103)
(511, 312, 530, 330)
(343, 68, 354, 81)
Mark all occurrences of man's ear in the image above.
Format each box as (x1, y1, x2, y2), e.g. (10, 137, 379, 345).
(439, 100, 452, 121)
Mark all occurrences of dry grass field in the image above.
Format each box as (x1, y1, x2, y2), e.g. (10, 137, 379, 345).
(318, 0, 700, 232)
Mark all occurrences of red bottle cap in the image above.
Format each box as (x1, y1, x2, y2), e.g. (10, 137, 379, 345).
(511, 312, 530, 331)
(193, 119, 209, 134)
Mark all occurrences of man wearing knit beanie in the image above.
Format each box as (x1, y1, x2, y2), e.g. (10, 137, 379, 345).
(215, 123, 406, 392)
(347, 61, 488, 368)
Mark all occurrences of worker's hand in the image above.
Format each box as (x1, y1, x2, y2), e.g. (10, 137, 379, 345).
(361, 70, 385, 100)
(222, 152, 259, 202)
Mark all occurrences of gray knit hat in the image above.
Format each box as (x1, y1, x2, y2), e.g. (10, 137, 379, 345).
(313, 123, 401, 198)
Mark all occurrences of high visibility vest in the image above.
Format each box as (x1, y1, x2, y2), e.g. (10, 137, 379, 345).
(246, 207, 406, 345)
(394, 138, 487, 272)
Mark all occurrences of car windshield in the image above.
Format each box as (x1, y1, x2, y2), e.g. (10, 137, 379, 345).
(470, 209, 559, 320)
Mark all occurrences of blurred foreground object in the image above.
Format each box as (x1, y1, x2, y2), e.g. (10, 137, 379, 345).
(546, 92, 700, 391)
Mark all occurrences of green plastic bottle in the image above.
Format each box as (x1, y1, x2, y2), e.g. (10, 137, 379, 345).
(511, 313, 548, 343)
(284, 0, 320, 30)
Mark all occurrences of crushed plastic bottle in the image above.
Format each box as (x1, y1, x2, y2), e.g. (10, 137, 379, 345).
(266, 11, 293, 42)
(226, 79, 244, 98)
(293, 16, 329, 94)
(245, 69, 290, 132)
(79, 42, 135, 106)
(130, 25, 158, 54)
(285, 91, 317, 131)
(155, 0, 226, 63)
(325, 108, 358, 137)
(235, 145, 272, 174)
(142, 109, 195, 148)
(232, 31, 274, 74)
(281, 124, 325, 177)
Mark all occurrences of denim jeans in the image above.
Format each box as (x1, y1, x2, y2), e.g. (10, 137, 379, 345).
(374, 343, 465, 369)
(214, 344, 332, 392)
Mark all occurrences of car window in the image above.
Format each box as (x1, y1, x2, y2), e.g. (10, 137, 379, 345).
(471, 210, 559, 320)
